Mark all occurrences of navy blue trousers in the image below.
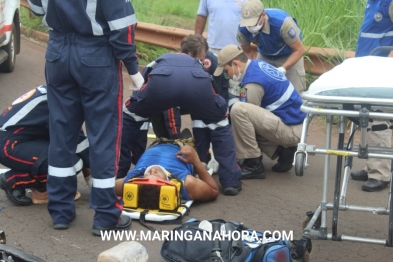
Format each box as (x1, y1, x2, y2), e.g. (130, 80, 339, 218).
(45, 31, 123, 227)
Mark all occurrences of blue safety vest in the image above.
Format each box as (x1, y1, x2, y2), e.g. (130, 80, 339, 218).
(124, 144, 194, 200)
(0, 85, 49, 135)
(241, 60, 305, 125)
(238, 9, 303, 60)
(356, 0, 393, 57)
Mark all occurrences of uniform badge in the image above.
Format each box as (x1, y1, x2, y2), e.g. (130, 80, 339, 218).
(203, 58, 212, 70)
(12, 89, 36, 105)
(243, 9, 250, 18)
(288, 27, 297, 39)
(239, 87, 247, 102)
(374, 12, 383, 22)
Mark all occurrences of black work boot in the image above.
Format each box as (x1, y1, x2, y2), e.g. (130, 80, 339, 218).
(240, 156, 266, 179)
(0, 173, 32, 206)
(272, 146, 297, 173)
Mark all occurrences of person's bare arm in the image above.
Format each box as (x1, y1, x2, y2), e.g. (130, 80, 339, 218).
(195, 15, 207, 35)
(241, 44, 254, 59)
(115, 178, 125, 196)
(177, 145, 219, 201)
(280, 18, 305, 70)
(281, 38, 304, 70)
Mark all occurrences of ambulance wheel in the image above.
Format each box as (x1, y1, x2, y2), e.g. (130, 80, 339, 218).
(295, 153, 306, 176)
(0, 23, 16, 73)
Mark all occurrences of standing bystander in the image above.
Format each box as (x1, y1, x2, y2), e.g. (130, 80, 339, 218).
(27, 0, 142, 235)
(350, 0, 393, 192)
(236, 0, 306, 93)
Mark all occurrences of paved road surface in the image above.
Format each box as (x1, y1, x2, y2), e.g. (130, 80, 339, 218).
(0, 37, 392, 261)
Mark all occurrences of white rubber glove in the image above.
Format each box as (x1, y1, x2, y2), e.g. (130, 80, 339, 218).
(129, 72, 144, 91)
(207, 158, 219, 174)
(277, 67, 286, 75)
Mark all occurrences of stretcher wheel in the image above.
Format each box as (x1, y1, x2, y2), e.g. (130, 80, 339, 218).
(295, 153, 306, 176)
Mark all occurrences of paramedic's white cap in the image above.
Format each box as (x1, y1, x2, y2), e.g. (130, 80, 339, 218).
(213, 44, 244, 76)
(240, 0, 264, 27)
(144, 165, 169, 180)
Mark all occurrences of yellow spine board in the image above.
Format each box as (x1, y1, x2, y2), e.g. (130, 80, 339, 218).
(123, 179, 182, 211)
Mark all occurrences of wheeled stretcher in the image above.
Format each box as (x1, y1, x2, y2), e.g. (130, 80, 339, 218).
(294, 51, 393, 246)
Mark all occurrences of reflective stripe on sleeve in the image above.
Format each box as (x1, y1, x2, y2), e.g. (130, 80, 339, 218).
(108, 14, 137, 31)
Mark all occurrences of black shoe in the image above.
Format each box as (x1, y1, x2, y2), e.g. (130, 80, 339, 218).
(241, 156, 265, 179)
(350, 170, 368, 181)
(362, 178, 389, 192)
(92, 215, 132, 236)
(272, 146, 297, 173)
(0, 173, 32, 206)
(181, 128, 192, 139)
(223, 183, 242, 196)
(53, 214, 76, 230)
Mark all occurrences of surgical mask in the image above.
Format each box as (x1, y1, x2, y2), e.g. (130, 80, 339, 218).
(232, 65, 242, 82)
(246, 23, 263, 34)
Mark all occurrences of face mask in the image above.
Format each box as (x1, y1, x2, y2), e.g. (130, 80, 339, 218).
(232, 65, 242, 82)
(246, 23, 263, 34)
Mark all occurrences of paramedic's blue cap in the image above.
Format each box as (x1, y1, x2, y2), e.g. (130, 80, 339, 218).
(204, 51, 218, 76)
(213, 45, 244, 76)
(240, 0, 264, 27)
(144, 165, 170, 180)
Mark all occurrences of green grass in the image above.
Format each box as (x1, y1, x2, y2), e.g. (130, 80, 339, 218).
(20, 0, 367, 68)
(20, 6, 49, 33)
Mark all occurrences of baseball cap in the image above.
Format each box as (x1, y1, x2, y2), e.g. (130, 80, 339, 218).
(240, 0, 264, 27)
(213, 45, 244, 76)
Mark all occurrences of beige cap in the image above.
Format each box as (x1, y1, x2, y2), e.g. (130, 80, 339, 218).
(213, 44, 244, 76)
(240, 0, 264, 27)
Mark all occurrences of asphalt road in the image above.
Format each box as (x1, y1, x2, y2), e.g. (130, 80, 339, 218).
(0, 37, 393, 262)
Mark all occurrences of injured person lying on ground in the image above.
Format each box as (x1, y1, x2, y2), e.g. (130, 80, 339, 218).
(115, 138, 219, 202)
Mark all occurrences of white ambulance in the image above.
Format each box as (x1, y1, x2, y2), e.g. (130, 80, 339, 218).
(0, 0, 20, 73)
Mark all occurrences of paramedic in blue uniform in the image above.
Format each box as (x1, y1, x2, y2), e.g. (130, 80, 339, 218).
(119, 34, 242, 196)
(116, 143, 219, 202)
(350, 0, 393, 192)
(0, 85, 90, 206)
(27, 0, 141, 234)
(117, 50, 229, 175)
(149, 50, 230, 141)
(214, 45, 305, 179)
(236, 0, 306, 93)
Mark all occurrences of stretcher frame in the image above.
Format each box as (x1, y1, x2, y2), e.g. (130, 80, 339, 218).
(294, 48, 393, 247)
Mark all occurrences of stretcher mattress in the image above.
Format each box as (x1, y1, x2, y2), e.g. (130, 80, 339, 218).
(305, 56, 393, 99)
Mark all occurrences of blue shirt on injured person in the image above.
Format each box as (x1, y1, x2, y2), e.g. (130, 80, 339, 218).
(123, 144, 193, 201)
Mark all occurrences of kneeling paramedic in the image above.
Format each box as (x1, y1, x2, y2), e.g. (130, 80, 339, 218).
(214, 45, 306, 179)
(0, 85, 91, 206)
(118, 34, 242, 196)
